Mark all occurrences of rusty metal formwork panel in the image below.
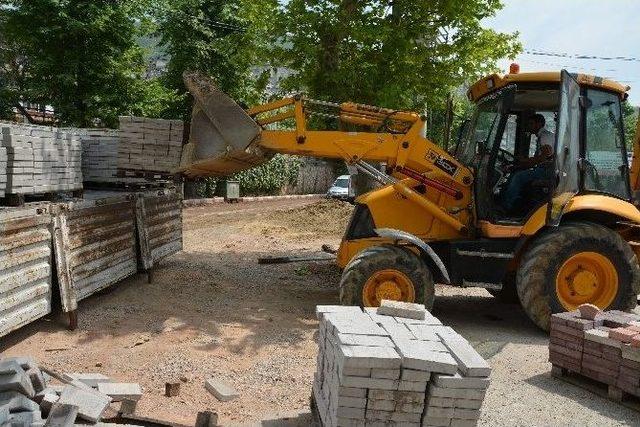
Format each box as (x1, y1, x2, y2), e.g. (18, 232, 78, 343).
(136, 190, 183, 271)
(0, 204, 53, 338)
(53, 196, 138, 312)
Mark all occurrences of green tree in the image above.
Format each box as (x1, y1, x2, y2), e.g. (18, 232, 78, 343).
(154, 0, 277, 120)
(0, 0, 152, 127)
(274, 0, 520, 140)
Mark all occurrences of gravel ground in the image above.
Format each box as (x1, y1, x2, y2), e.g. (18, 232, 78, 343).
(1, 198, 639, 426)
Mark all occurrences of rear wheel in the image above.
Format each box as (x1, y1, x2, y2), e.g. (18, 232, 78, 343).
(516, 222, 639, 330)
(339, 245, 435, 309)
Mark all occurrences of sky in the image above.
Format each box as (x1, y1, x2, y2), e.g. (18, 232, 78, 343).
(483, 0, 640, 105)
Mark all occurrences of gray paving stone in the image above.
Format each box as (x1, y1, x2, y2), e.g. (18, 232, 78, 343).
(316, 305, 364, 320)
(204, 378, 238, 402)
(425, 405, 454, 418)
(397, 380, 427, 392)
(57, 385, 111, 423)
(338, 345, 402, 369)
(40, 390, 60, 414)
(383, 323, 416, 341)
(45, 402, 78, 426)
(406, 325, 440, 341)
(426, 396, 456, 408)
(428, 385, 486, 400)
(97, 383, 142, 402)
(450, 419, 477, 427)
(394, 340, 457, 374)
(0, 361, 35, 397)
(377, 300, 426, 320)
(455, 398, 483, 410)
(622, 345, 640, 363)
(401, 369, 431, 382)
(368, 399, 395, 411)
(27, 367, 47, 393)
(340, 375, 398, 390)
(338, 387, 367, 398)
(340, 367, 371, 377)
(68, 373, 113, 388)
(338, 396, 367, 408)
(422, 415, 452, 427)
(336, 417, 366, 427)
(439, 336, 491, 377)
(585, 328, 622, 348)
(337, 405, 365, 419)
(396, 401, 425, 414)
(433, 372, 490, 389)
(1, 356, 37, 371)
(0, 391, 40, 412)
(371, 368, 400, 379)
(8, 410, 45, 427)
(366, 409, 421, 422)
(335, 333, 395, 348)
(453, 407, 481, 420)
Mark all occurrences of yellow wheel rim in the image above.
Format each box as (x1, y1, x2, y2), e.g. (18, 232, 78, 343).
(555, 251, 618, 311)
(362, 269, 415, 307)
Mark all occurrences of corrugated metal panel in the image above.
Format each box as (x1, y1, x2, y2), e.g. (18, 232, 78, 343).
(137, 190, 183, 270)
(0, 204, 53, 338)
(53, 196, 138, 312)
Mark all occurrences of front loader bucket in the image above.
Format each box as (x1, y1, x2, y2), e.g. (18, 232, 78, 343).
(178, 71, 270, 177)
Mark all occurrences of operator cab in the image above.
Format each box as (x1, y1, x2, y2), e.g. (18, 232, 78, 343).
(458, 70, 632, 227)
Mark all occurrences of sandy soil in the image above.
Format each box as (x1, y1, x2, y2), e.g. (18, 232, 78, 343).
(1, 198, 639, 426)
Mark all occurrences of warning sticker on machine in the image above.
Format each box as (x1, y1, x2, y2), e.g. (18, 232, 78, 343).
(427, 150, 459, 177)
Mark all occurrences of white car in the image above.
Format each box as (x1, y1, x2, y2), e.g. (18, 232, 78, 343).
(326, 175, 353, 201)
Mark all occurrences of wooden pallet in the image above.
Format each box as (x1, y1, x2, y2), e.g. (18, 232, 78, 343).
(1, 190, 83, 207)
(551, 364, 640, 412)
(117, 169, 176, 180)
(83, 180, 176, 192)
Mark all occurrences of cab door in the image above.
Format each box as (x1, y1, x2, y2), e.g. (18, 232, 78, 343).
(548, 70, 582, 224)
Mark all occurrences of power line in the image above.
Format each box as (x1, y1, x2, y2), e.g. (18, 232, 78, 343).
(523, 49, 640, 63)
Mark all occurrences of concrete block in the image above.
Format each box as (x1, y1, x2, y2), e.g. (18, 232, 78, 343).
(368, 389, 424, 404)
(450, 419, 477, 427)
(97, 382, 142, 402)
(433, 372, 490, 389)
(316, 305, 364, 320)
(336, 417, 366, 427)
(383, 323, 416, 340)
(455, 398, 484, 410)
(335, 333, 395, 348)
(368, 399, 395, 411)
(204, 378, 239, 402)
(439, 337, 491, 377)
(0, 361, 35, 397)
(371, 368, 400, 379)
(57, 385, 111, 423)
(406, 325, 440, 341)
(340, 375, 398, 390)
(45, 402, 79, 426)
(396, 400, 425, 414)
(429, 385, 486, 400)
(40, 390, 60, 414)
(341, 367, 371, 377)
(397, 380, 427, 392)
(394, 340, 457, 374)
(401, 369, 431, 382)
(8, 410, 45, 426)
(0, 391, 40, 412)
(1, 356, 38, 371)
(422, 416, 452, 426)
(452, 408, 480, 420)
(610, 327, 639, 343)
(377, 300, 426, 320)
(68, 373, 112, 388)
(27, 368, 47, 393)
(338, 387, 367, 398)
(424, 405, 454, 418)
(622, 345, 640, 363)
(338, 396, 367, 408)
(194, 410, 219, 427)
(337, 405, 365, 419)
(425, 396, 455, 408)
(338, 345, 402, 369)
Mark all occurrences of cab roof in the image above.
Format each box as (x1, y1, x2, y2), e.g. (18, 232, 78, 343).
(467, 71, 630, 103)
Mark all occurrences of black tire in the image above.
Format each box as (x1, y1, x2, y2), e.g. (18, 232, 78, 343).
(339, 245, 435, 309)
(487, 272, 519, 303)
(517, 221, 639, 330)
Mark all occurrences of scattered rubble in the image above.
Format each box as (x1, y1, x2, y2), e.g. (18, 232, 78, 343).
(313, 302, 491, 427)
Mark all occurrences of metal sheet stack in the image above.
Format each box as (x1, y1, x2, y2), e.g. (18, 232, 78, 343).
(118, 116, 183, 174)
(79, 129, 120, 183)
(313, 301, 491, 427)
(1, 124, 82, 195)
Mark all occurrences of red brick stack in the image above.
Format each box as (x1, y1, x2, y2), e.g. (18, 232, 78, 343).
(549, 307, 640, 400)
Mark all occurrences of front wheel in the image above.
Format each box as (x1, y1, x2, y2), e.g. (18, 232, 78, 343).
(517, 222, 639, 330)
(339, 245, 435, 309)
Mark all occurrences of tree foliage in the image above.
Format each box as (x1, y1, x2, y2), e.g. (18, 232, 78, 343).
(0, 0, 151, 127)
(274, 0, 520, 111)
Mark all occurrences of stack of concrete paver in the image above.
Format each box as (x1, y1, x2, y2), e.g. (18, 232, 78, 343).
(549, 305, 640, 399)
(118, 116, 183, 174)
(80, 128, 121, 183)
(313, 300, 491, 427)
(0, 356, 144, 426)
(0, 146, 6, 197)
(1, 123, 82, 195)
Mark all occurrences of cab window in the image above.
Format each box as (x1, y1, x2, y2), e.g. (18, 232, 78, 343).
(583, 89, 629, 199)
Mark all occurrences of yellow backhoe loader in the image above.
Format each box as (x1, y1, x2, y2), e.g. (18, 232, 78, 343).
(179, 69, 640, 330)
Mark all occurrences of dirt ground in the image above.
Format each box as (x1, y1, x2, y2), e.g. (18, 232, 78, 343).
(1, 198, 639, 426)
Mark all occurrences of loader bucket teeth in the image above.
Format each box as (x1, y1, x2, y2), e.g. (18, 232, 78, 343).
(178, 71, 270, 177)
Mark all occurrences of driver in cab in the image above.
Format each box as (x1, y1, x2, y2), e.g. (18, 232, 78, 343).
(502, 113, 555, 213)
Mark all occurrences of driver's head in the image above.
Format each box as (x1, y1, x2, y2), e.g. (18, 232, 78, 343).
(528, 114, 546, 134)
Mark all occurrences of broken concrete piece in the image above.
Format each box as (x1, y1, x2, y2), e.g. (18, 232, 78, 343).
(377, 300, 426, 320)
(205, 378, 239, 402)
(27, 367, 47, 393)
(40, 390, 60, 414)
(577, 303, 601, 321)
(0, 390, 40, 412)
(97, 383, 142, 402)
(68, 373, 112, 388)
(195, 411, 219, 427)
(0, 360, 35, 397)
(57, 385, 111, 423)
(44, 402, 79, 427)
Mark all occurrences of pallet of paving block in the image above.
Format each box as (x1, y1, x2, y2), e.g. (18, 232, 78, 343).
(551, 364, 640, 412)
